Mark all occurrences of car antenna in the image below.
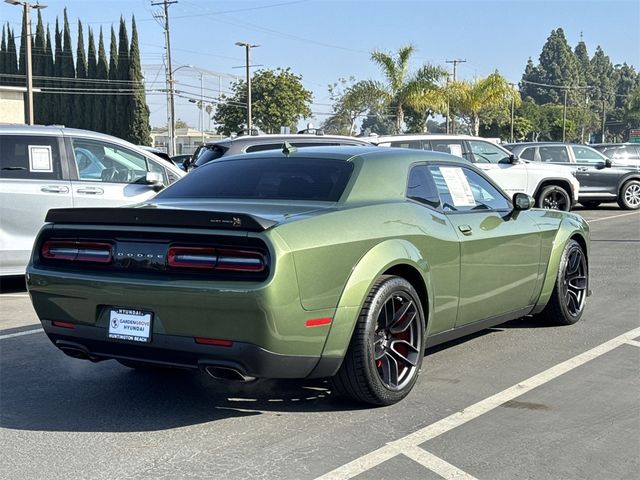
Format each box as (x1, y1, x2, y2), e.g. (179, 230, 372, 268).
(282, 141, 297, 156)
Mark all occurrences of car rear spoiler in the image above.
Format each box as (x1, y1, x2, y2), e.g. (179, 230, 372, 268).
(45, 208, 277, 232)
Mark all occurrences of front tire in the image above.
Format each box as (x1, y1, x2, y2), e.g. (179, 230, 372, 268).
(536, 239, 588, 325)
(331, 275, 425, 406)
(536, 185, 571, 211)
(617, 180, 640, 210)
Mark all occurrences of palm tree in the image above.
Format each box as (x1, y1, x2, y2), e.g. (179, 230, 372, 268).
(449, 72, 519, 136)
(369, 45, 447, 133)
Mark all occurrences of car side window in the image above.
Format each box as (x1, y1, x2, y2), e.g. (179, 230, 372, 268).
(428, 165, 509, 212)
(390, 140, 423, 149)
(71, 138, 157, 184)
(519, 147, 535, 161)
(406, 165, 440, 209)
(428, 140, 468, 160)
(538, 146, 569, 163)
(0, 135, 62, 180)
(468, 140, 510, 164)
(571, 145, 606, 164)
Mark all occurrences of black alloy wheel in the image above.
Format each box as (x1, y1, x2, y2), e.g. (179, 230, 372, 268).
(537, 239, 587, 325)
(373, 292, 422, 391)
(537, 185, 571, 211)
(331, 275, 425, 405)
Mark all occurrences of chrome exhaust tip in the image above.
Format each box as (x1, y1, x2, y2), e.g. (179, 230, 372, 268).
(204, 365, 255, 382)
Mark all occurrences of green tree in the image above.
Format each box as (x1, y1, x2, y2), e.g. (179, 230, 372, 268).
(59, 10, 75, 126)
(73, 20, 88, 129)
(5, 26, 19, 87)
(614, 63, 639, 109)
(114, 16, 130, 139)
(53, 18, 62, 122)
(86, 27, 97, 130)
(323, 77, 384, 135)
(126, 16, 151, 145)
(0, 26, 6, 85)
(360, 107, 395, 135)
(42, 24, 54, 124)
(32, 11, 46, 123)
(95, 27, 109, 133)
(105, 26, 118, 136)
(368, 45, 446, 133)
(214, 68, 313, 135)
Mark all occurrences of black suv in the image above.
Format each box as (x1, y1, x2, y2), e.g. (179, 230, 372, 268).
(505, 142, 640, 210)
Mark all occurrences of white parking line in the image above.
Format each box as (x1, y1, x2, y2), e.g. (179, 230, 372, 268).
(587, 211, 640, 223)
(315, 326, 640, 480)
(0, 328, 43, 340)
(401, 445, 478, 480)
(625, 339, 640, 348)
(0, 293, 29, 298)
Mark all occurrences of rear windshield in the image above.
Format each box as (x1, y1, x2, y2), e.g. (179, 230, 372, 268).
(193, 144, 229, 168)
(157, 157, 354, 202)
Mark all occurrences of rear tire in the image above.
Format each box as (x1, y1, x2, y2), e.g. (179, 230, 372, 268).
(536, 239, 588, 326)
(536, 185, 571, 211)
(617, 180, 640, 210)
(330, 275, 425, 406)
(580, 201, 601, 209)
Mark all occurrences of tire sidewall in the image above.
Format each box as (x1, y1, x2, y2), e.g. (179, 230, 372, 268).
(361, 277, 425, 404)
(554, 240, 587, 324)
(537, 185, 571, 211)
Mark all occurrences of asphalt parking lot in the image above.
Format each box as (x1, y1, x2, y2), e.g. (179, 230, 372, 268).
(1, 206, 638, 480)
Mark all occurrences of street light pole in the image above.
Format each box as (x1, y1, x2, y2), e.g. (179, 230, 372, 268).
(562, 89, 568, 142)
(5, 0, 47, 125)
(235, 41, 259, 133)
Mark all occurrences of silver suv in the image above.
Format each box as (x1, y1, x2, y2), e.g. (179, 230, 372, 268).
(188, 132, 372, 170)
(0, 125, 185, 276)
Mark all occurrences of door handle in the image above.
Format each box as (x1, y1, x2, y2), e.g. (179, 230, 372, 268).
(577, 167, 589, 172)
(76, 187, 104, 195)
(40, 185, 69, 193)
(458, 224, 473, 234)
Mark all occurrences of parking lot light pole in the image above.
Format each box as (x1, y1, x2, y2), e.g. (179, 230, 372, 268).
(235, 42, 259, 133)
(5, 0, 47, 125)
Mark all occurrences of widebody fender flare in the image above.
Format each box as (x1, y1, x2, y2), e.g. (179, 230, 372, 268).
(531, 214, 590, 314)
(320, 239, 433, 358)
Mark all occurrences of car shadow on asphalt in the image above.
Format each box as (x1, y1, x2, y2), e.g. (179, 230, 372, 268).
(0, 347, 371, 433)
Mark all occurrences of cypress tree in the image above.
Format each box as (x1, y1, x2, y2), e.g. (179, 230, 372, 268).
(42, 24, 54, 124)
(535, 28, 580, 104)
(86, 27, 97, 131)
(18, 9, 26, 76)
(0, 26, 6, 86)
(127, 15, 151, 144)
(60, 9, 75, 127)
(53, 18, 63, 124)
(95, 27, 109, 133)
(115, 16, 130, 139)
(574, 41, 591, 88)
(33, 10, 46, 123)
(105, 26, 118, 135)
(6, 27, 19, 87)
(73, 20, 87, 129)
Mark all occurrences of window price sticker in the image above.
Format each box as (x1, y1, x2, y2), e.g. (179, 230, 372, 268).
(29, 145, 53, 172)
(439, 166, 476, 207)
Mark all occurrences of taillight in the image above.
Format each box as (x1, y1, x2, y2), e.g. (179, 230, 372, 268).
(42, 240, 112, 264)
(167, 246, 266, 272)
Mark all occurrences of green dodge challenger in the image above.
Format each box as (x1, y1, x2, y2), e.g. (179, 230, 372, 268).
(26, 146, 590, 405)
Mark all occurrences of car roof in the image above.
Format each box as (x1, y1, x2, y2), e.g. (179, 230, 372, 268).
(372, 133, 480, 143)
(203, 133, 372, 147)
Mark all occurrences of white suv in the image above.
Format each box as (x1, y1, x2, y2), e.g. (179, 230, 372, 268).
(372, 134, 580, 211)
(0, 125, 185, 276)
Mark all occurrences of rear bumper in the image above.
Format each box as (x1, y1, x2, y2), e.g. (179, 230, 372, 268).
(42, 320, 342, 379)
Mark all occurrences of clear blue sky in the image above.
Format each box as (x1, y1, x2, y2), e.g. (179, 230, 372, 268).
(2, 0, 639, 129)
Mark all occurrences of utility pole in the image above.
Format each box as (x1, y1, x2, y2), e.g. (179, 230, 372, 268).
(5, 0, 47, 125)
(601, 99, 606, 143)
(445, 59, 466, 134)
(509, 83, 516, 143)
(152, 0, 177, 155)
(235, 42, 259, 134)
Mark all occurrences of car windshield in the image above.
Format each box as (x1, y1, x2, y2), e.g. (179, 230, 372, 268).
(157, 156, 354, 202)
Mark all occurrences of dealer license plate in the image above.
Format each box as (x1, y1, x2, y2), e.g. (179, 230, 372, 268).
(108, 308, 152, 343)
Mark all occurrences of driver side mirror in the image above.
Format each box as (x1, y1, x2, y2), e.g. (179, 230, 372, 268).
(513, 192, 534, 211)
(509, 154, 519, 164)
(605, 159, 612, 168)
(145, 171, 165, 192)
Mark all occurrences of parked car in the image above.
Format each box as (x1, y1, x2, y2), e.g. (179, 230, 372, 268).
(505, 142, 640, 210)
(372, 134, 580, 211)
(170, 154, 192, 170)
(187, 132, 372, 170)
(26, 146, 590, 406)
(0, 125, 185, 276)
(591, 143, 640, 167)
